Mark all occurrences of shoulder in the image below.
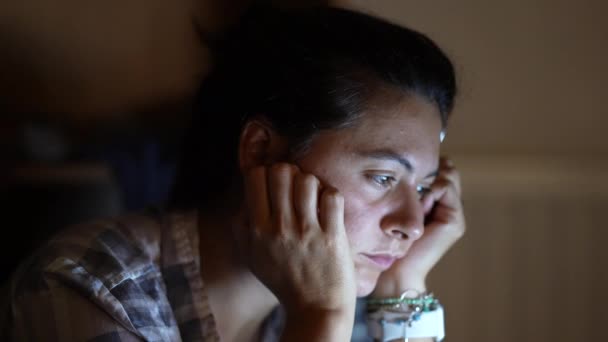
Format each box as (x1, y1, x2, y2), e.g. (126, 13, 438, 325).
(4, 212, 181, 341)
(17, 212, 163, 291)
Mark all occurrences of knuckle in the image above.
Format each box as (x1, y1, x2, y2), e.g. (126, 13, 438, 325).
(274, 214, 293, 234)
(321, 237, 337, 251)
(301, 220, 319, 233)
(274, 214, 286, 230)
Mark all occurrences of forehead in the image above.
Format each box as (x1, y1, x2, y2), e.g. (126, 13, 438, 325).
(302, 92, 443, 176)
(347, 92, 442, 157)
(354, 91, 442, 138)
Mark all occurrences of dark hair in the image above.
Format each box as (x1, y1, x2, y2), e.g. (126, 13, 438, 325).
(170, 6, 456, 209)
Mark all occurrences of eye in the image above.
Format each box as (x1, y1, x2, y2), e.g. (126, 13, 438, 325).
(368, 174, 396, 188)
(416, 185, 432, 199)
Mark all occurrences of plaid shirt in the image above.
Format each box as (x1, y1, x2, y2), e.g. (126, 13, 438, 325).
(1, 210, 370, 341)
(1, 209, 281, 341)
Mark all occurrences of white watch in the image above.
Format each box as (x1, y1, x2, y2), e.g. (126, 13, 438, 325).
(367, 306, 445, 341)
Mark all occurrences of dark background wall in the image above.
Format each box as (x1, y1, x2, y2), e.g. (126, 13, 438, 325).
(1, 1, 606, 341)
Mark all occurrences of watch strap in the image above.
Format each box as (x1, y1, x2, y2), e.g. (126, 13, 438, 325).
(367, 306, 445, 341)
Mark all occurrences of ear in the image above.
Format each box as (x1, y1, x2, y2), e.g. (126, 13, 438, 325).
(238, 119, 289, 171)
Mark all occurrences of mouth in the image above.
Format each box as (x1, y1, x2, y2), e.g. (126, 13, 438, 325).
(360, 253, 401, 271)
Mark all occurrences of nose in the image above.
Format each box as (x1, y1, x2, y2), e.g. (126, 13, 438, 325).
(380, 186, 424, 241)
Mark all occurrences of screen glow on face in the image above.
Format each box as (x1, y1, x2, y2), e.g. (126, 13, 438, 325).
(295, 93, 442, 296)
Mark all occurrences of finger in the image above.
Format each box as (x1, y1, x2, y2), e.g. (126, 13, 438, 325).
(447, 171, 462, 196)
(244, 166, 271, 230)
(439, 157, 462, 195)
(440, 156, 453, 168)
(319, 187, 345, 236)
(439, 170, 462, 198)
(421, 189, 438, 214)
(423, 176, 461, 211)
(422, 177, 467, 239)
(268, 163, 298, 235)
(293, 172, 321, 235)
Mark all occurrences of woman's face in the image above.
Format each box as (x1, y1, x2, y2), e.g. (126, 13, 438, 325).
(296, 92, 443, 296)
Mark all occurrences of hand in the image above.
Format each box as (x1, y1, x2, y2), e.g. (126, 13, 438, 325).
(372, 157, 466, 296)
(235, 163, 357, 315)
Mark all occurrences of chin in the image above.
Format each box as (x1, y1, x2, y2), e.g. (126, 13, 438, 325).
(356, 283, 375, 297)
(355, 267, 380, 297)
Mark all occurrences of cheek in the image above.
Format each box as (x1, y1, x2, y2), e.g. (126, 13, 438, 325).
(302, 160, 383, 250)
(341, 188, 382, 253)
(344, 200, 385, 297)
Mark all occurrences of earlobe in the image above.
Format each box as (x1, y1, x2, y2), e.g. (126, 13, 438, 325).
(238, 119, 288, 171)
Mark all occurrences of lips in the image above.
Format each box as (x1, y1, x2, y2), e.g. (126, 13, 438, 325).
(361, 254, 399, 270)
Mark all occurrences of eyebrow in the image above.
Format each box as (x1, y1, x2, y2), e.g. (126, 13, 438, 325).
(358, 149, 439, 179)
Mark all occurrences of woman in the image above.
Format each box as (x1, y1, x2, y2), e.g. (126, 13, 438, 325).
(1, 6, 465, 342)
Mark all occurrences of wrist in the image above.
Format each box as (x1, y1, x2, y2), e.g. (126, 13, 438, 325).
(282, 307, 355, 341)
(372, 277, 427, 298)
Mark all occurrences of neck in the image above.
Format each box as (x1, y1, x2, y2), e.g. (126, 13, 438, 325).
(196, 207, 278, 341)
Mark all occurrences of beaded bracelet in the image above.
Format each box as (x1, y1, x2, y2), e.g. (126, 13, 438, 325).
(367, 290, 439, 314)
